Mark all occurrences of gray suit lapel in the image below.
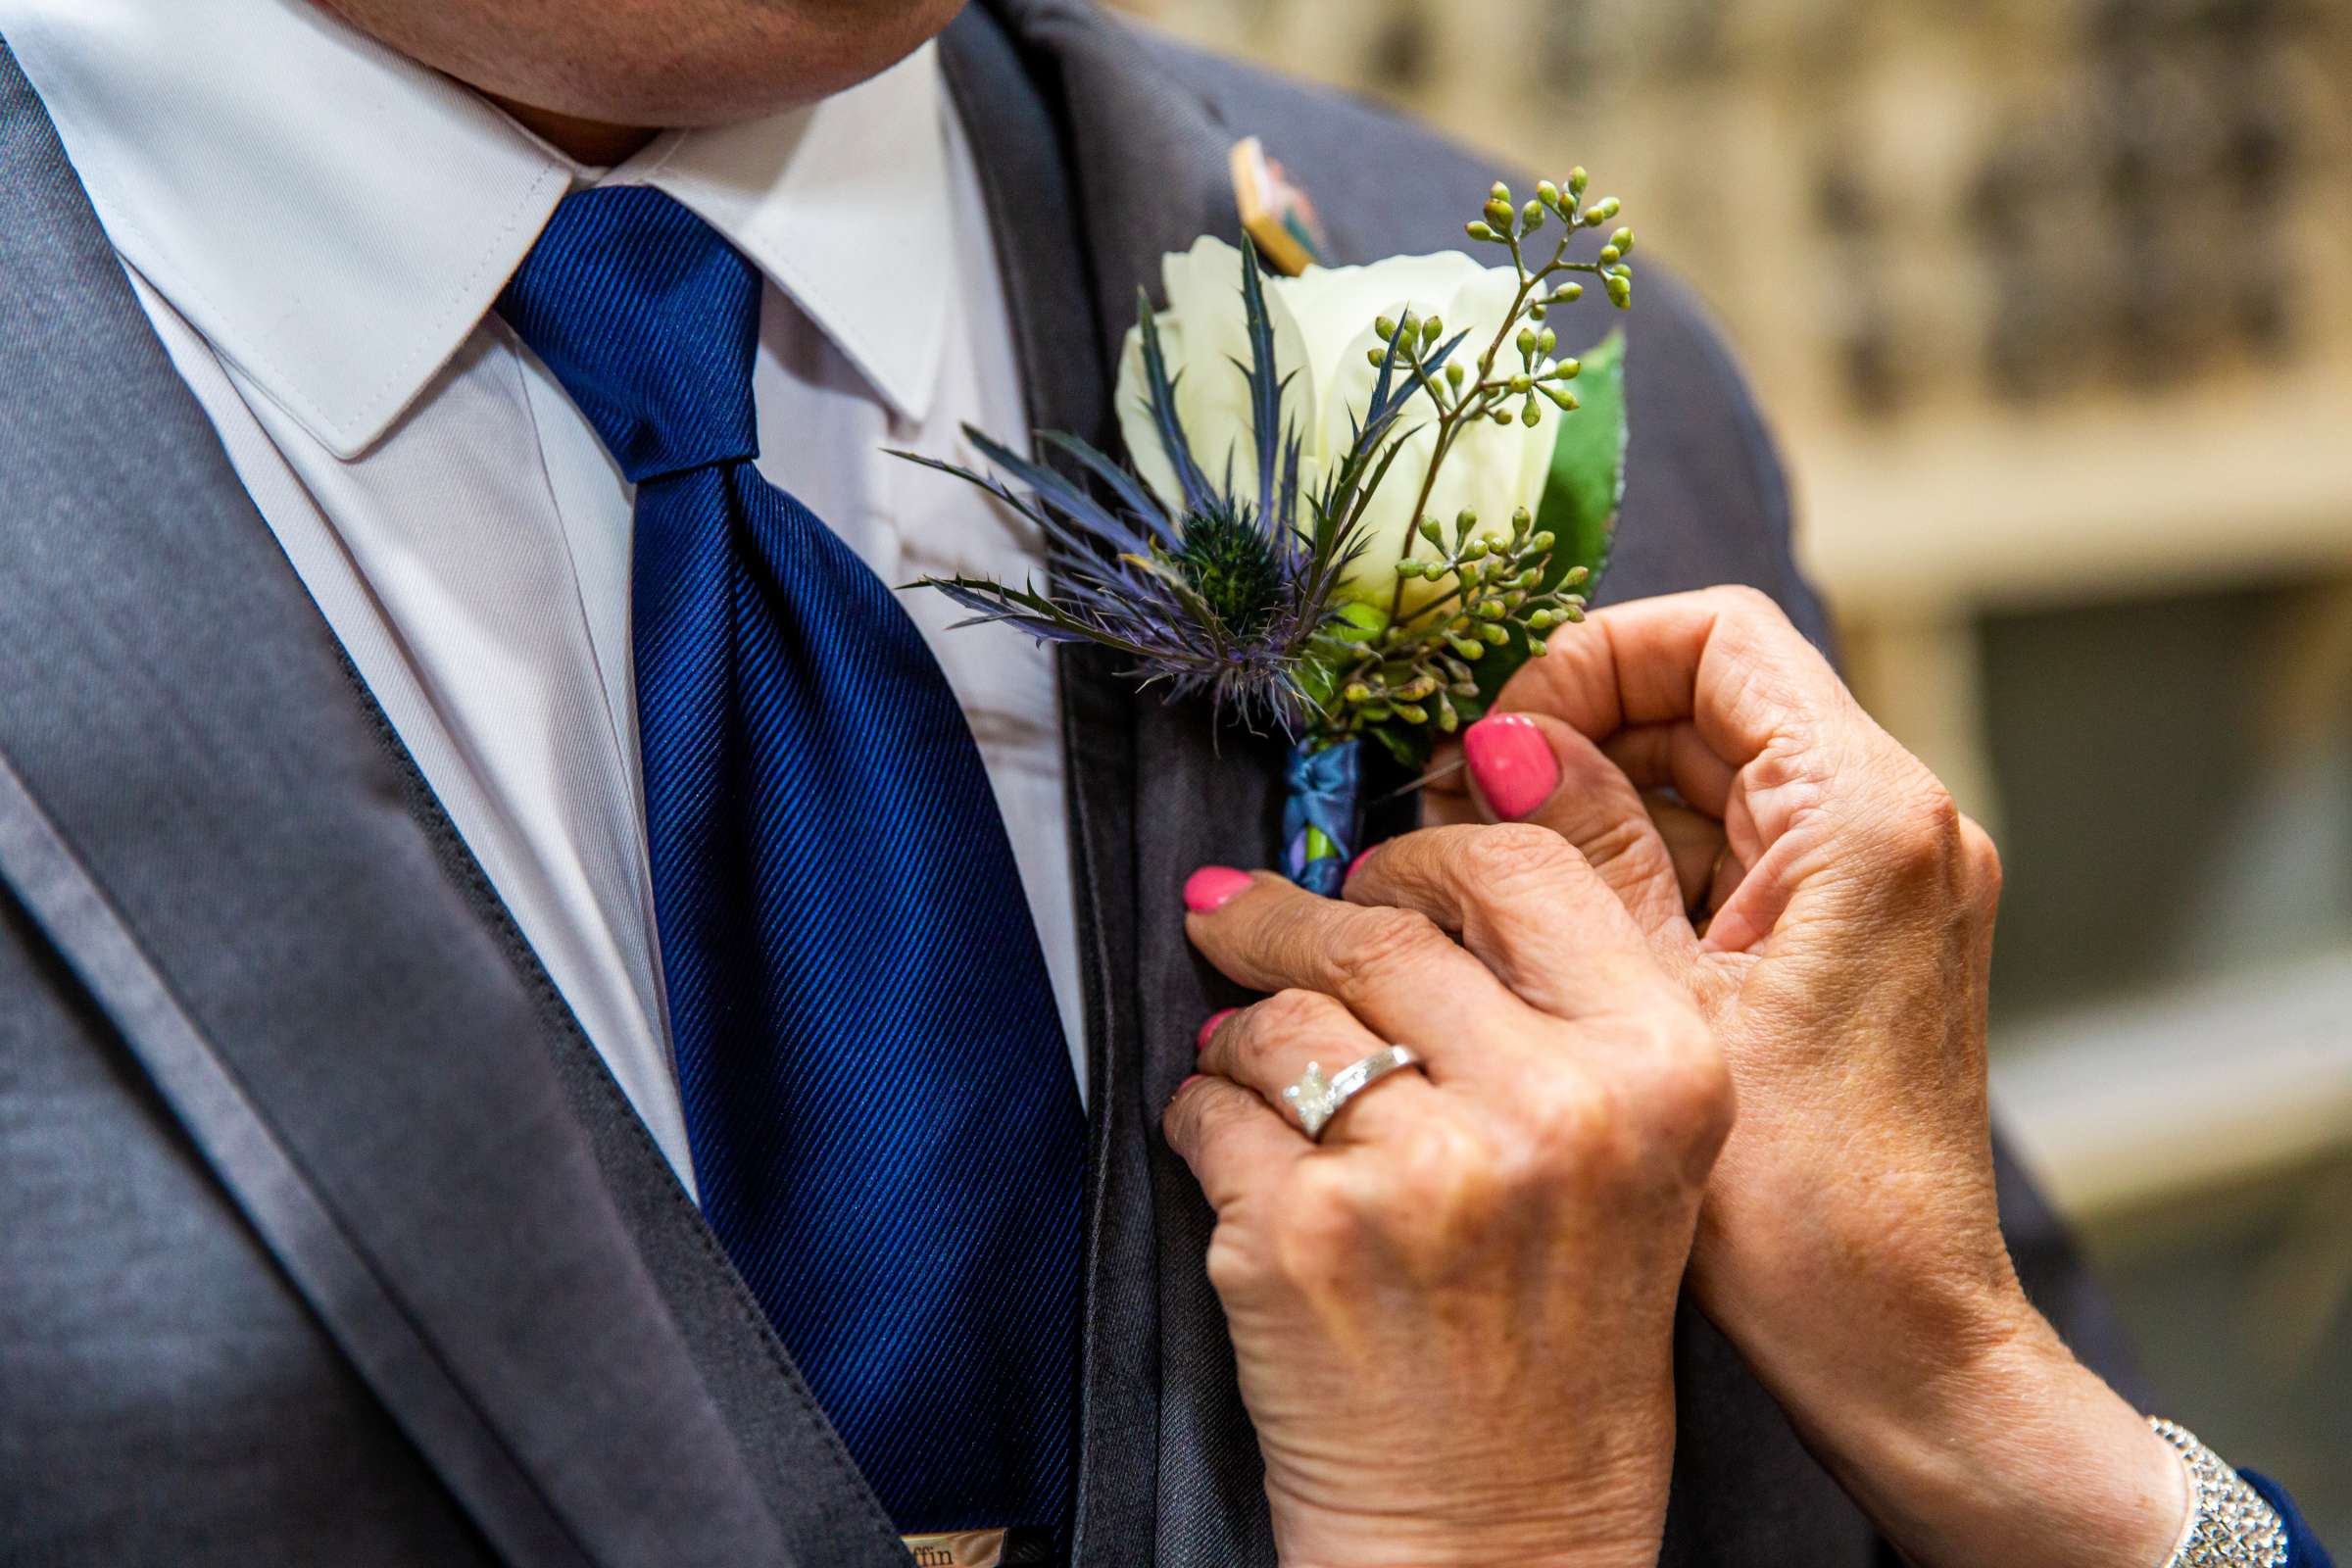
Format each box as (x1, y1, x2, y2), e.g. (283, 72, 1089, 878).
(986, 0, 1245, 382)
(942, 12, 1156, 1564)
(956, 6, 1289, 1562)
(0, 38, 904, 1568)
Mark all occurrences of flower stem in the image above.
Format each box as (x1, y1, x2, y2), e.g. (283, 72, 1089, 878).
(1380, 207, 1588, 624)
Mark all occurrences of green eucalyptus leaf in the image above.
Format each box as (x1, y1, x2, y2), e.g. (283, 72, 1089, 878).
(1535, 327, 1627, 602)
(1297, 600, 1390, 722)
(1330, 601, 1390, 644)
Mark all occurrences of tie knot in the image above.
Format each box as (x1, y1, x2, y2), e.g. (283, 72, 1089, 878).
(498, 186, 761, 483)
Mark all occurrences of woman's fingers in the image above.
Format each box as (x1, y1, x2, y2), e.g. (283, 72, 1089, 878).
(1502, 585, 1852, 758)
(1601, 722, 1738, 820)
(1196, 990, 1440, 1140)
(1341, 823, 1690, 1023)
(1643, 792, 1733, 915)
(1454, 711, 1694, 952)
(1162, 1073, 1308, 1212)
(1416, 710, 1735, 929)
(1183, 869, 1532, 1067)
(1495, 586, 1946, 954)
(1498, 587, 1861, 851)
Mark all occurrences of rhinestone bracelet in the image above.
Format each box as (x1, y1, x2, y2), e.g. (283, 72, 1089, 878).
(2150, 1418, 2289, 1568)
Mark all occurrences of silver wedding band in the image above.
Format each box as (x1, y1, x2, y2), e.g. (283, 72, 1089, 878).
(1282, 1046, 1425, 1141)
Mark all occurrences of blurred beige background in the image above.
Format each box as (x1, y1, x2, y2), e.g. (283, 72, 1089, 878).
(1117, 0, 2352, 1528)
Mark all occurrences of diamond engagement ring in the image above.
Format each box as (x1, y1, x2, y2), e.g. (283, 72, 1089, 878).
(1283, 1046, 1425, 1141)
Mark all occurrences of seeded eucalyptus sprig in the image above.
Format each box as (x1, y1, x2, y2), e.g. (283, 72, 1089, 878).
(1314, 506, 1591, 740)
(1297, 170, 1631, 764)
(1366, 169, 1634, 628)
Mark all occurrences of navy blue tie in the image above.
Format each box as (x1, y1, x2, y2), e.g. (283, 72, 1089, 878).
(497, 186, 1083, 1534)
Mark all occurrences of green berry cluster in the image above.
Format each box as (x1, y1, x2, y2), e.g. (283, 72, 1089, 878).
(1323, 506, 1592, 740)
(1471, 168, 1637, 311)
(1363, 172, 1632, 632)
(1300, 170, 1636, 760)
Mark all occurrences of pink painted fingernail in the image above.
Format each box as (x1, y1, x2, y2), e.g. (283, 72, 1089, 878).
(1198, 1007, 1240, 1054)
(1184, 865, 1253, 912)
(1463, 713, 1561, 821)
(1346, 846, 1377, 880)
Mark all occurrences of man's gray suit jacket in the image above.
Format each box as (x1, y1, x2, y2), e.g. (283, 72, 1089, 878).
(0, 1, 2142, 1563)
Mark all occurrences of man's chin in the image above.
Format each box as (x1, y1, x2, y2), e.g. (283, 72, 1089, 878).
(311, 0, 966, 128)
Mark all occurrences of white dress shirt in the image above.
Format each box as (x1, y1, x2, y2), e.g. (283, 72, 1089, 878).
(3, 0, 1085, 1194)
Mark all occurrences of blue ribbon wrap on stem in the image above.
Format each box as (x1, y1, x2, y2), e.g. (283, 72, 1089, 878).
(1282, 737, 1363, 896)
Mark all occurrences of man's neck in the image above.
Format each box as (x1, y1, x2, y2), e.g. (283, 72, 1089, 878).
(490, 94, 661, 168)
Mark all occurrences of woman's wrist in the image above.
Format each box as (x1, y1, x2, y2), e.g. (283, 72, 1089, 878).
(1279, 1535, 1660, 1568)
(1268, 1471, 1667, 1568)
(1277, 1526, 1660, 1568)
(1791, 1297, 2187, 1568)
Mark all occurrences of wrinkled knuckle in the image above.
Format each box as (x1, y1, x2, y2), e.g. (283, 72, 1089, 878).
(1460, 822, 1582, 893)
(1640, 1027, 1737, 1165)
(1266, 1164, 1364, 1293)
(1330, 906, 1450, 994)
(1960, 815, 2005, 907)
(1202, 1229, 1264, 1299)
(1707, 583, 1788, 628)
(1513, 1070, 1614, 1179)
(1171, 1092, 1241, 1156)
(1913, 782, 1965, 842)
(1385, 1119, 1507, 1255)
(1883, 783, 1966, 879)
(1250, 989, 1339, 1059)
(1394, 1115, 1501, 1200)
(1578, 808, 1656, 872)
(1650, 1001, 1723, 1071)
(1159, 1089, 1204, 1152)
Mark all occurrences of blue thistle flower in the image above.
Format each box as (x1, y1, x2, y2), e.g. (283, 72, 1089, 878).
(899, 240, 1460, 736)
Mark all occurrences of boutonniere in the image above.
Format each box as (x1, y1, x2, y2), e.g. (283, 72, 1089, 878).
(903, 172, 1635, 891)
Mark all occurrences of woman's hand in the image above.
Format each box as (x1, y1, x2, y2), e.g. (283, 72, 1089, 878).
(1407, 586, 2183, 1568)
(1167, 832, 1733, 1568)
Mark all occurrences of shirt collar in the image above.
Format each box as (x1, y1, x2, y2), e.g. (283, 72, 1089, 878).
(2, 0, 955, 459)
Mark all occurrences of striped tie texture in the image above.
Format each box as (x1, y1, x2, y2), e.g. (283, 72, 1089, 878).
(498, 185, 1083, 1534)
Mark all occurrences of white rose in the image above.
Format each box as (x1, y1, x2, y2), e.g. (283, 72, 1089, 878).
(1115, 236, 1556, 612)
